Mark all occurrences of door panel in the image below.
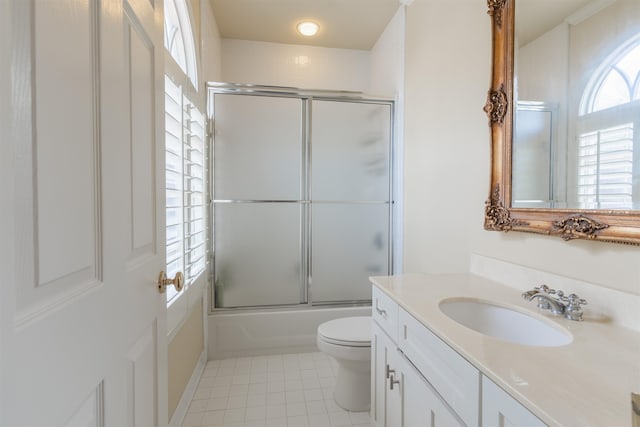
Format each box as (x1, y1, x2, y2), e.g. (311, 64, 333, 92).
(214, 203, 304, 308)
(15, 0, 101, 327)
(34, 0, 99, 290)
(128, 11, 157, 259)
(213, 94, 303, 201)
(311, 100, 391, 201)
(128, 322, 159, 427)
(63, 383, 105, 427)
(1, 0, 167, 425)
(311, 203, 389, 302)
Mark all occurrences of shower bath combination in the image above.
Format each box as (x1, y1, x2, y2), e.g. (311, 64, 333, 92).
(209, 83, 395, 311)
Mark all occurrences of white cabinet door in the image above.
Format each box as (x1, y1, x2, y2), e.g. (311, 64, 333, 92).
(372, 321, 396, 427)
(391, 351, 464, 427)
(398, 308, 480, 427)
(1, 1, 167, 426)
(482, 376, 546, 427)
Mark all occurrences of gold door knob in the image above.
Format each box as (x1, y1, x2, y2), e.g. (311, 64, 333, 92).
(157, 271, 184, 293)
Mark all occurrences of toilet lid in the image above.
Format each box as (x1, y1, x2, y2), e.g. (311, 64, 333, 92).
(318, 316, 371, 347)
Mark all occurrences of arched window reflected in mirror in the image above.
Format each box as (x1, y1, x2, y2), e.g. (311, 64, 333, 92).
(577, 34, 640, 210)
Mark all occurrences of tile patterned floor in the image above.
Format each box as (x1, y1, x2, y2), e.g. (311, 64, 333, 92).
(181, 352, 372, 427)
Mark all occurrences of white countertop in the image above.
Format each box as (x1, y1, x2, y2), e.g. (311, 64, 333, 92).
(370, 273, 640, 427)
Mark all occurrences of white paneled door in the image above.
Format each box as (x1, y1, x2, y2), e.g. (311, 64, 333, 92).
(1, 1, 167, 426)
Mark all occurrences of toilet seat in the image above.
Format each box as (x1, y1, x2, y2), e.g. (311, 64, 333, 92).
(317, 316, 371, 347)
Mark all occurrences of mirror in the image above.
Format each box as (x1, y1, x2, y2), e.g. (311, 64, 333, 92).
(484, 0, 640, 244)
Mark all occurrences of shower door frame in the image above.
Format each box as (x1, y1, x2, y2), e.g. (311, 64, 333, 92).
(206, 83, 396, 312)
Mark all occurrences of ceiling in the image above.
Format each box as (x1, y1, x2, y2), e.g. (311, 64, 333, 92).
(209, 0, 402, 50)
(516, 0, 603, 46)
(210, 0, 607, 51)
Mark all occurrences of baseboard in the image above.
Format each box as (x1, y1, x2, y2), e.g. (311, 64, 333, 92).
(169, 350, 206, 427)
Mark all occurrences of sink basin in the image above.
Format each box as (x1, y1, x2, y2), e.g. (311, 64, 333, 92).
(439, 298, 573, 347)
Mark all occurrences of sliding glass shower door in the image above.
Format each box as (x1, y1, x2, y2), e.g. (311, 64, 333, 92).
(211, 87, 392, 309)
(310, 100, 391, 303)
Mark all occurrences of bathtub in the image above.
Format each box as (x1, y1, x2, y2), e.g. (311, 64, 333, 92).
(207, 306, 371, 360)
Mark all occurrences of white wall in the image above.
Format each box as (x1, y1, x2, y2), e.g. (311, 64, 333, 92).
(403, 0, 640, 297)
(221, 39, 370, 91)
(201, 0, 223, 83)
(370, 7, 405, 97)
(403, 0, 488, 273)
(518, 24, 568, 103)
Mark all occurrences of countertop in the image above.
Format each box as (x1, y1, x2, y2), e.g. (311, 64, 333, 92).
(370, 273, 640, 427)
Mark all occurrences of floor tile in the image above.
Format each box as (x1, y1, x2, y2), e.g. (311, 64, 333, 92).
(246, 393, 267, 407)
(286, 402, 307, 417)
(266, 392, 286, 406)
(285, 390, 305, 404)
(308, 413, 332, 427)
(328, 411, 351, 427)
(265, 404, 287, 419)
(265, 418, 287, 427)
(305, 401, 327, 415)
(245, 406, 266, 421)
(288, 415, 310, 427)
(183, 352, 373, 427)
(201, 410, 225, 426)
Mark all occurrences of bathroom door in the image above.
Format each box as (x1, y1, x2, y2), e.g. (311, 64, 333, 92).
(1, 1, 167, 426)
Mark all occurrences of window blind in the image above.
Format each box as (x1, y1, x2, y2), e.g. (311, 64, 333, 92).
(164, 75, 206, 302)
(577, 123, 634, 209)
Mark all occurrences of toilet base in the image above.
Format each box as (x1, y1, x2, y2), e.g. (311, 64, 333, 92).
(333, 358, 371, 412)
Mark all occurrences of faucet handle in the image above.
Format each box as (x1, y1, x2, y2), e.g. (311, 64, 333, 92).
(556, 292, 586, 304)
(535, 284, 556, 294)
(568, 293, 587, 306)
(562, 293, 588, 321)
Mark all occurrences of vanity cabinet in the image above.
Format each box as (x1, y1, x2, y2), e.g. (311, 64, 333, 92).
(371, 286, 546, 427)
(372, 322, 462, 427)
(371, 288, 396, 427)
(372, 287, 469, 427)
(482, 376, 546, 427)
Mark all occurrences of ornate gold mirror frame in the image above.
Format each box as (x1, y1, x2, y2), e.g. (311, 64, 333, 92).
(483, 0, 640, 245)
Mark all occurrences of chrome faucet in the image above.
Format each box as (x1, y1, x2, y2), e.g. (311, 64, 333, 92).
(522, 285, 588, 321)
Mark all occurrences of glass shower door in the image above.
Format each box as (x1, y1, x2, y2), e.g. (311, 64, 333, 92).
(310, 100, 392, 303)
(213, 93, 305, 308)
(210, 88, 394, 308)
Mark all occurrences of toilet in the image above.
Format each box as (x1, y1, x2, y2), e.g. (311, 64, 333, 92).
(317, 316, 371, 411)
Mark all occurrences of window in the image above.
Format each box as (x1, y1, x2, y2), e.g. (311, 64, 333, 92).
(164, 0, 198, 88)
(163, 0, 205, 304)
(164, 77, 206, 303)
(577, 34, 640, 209)
(580, 39, 640, 115)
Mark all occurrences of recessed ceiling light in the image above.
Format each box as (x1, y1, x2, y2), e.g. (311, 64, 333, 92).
(297, 21, 319, 37)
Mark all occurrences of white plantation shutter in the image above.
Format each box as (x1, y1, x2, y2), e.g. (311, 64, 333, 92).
(183, 100, 206, 284)
(577, 124, 634, 209)
(164, 75, 206, 302)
